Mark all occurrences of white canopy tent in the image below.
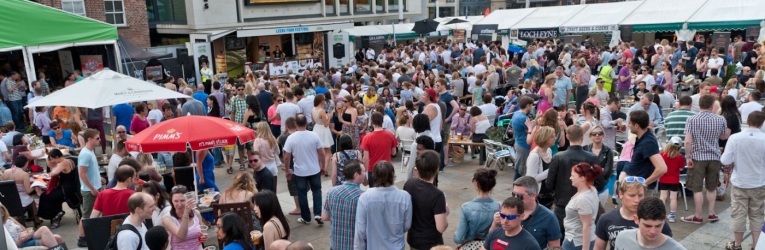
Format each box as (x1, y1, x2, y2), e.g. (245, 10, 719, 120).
(620, 0, 708, 33)
(343, 26, 390, 37)
(686, 0, 765, 31)
(435, 16, 485, 31)
(510, 5, 586, 30)
(560, 1, 643, 34)
(474, 8, 536, 30)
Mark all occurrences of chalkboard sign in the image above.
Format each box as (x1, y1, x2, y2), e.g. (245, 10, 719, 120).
(746, 26, 760, 41)
(712, 32, 730, 55)
(226, 37, 246, 50)
(48, 243, 69, 250)
(620, 25, 633, 44)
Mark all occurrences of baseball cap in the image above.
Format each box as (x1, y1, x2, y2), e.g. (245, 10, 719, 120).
(710, 86, 720, 93)
(425, 88, 438, 103)
(669, 136, 683, 147)
(504, 62, 511, 67)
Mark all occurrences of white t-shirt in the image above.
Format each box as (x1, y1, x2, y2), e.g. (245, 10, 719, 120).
(474, 64, 487, 76)
(283, 130, 323, 176)
(147, 109, 163, 125)
(440, 51, 452, 65)
(479, 104, 498, 117)
(467, 76, 477, 92)
(0, 140, 8, 166)
(382, 115, 395, 134)
(338, 89, 351, 98)
(707, 57, 724, 76)
(297, 96, 315, 123)
(276, 102, 301, 132)
(636, 74, 656, 89)
(116, 217, 149, 250)
(740, 101, 764, 123)
(106, 154, 124, 182)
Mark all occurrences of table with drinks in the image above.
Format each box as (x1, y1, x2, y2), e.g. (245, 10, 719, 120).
(447, 132, 487, 165)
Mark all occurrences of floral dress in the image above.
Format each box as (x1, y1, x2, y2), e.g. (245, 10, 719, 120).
(334, 150, 359, 185)
(342, 113, 360, 149)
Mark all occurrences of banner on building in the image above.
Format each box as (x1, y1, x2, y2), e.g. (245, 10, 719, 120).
(560, 25, 617, 34)
(80, 55, 103, 77)
(516, 28, 559, 39)
(325, 31, 350, 68)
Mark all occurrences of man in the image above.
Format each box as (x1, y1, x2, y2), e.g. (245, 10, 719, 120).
(437, 79, 458, 169)
(354, 159, 412, 249)
(613, 197, 685, 250)
(474, 57, 488, 78)
(210, 81, 227, 118)
(482, 197, 541, 250)
(26, 81, 43, 122)
(106, 139, 128, 181)
(624, 111, 668, 192)
(275, 92, 301, 132)
(690, 82, 713, 113)
(733, 35, 746, 63)
(181, 88, 206, 116)
(501, 89, 519, 116)
(511, 96, 534, 179)
(628, 94, 662, 129)
(193, 84, 209, 112)
(553, 67, 573, 107)
(595, 178, 672, 250)
(295, 88, 314, 124)
(440, 45, 452, 66)
(116, 193, 155, 250)
(145, 226, 169, 250)
(546, 125, 600, 236)
(421, 88, 444, 172)
(4, 72, 24, 129)
(507, 176, 561, 248)
(250, 151, 274, 192)
(361, 112, 397, 187)
(682, 95, 730, 224)
(255, 82, 272, 117)
(665, 96, 694, 144)
(739, 91, 763, 124)
(617, 61, 633, 98)
(472, 43, 485, 65)
(706, 69, 723, 86)
(599, 97, 623, 150)
(404, 150, 448, 250)
(77, 128, 102, 247)
(721, 111, 765, 250)
(322, 159, 365, 250)
(278, 117, 301, 216)
(200, 62, 213, 94)
(397, 67, 412, 86)
(112, 102, 135, 133)
(707, 49, 724, 77)
(739, 67, 752, 84)
(91, 166, 136, 218)
(283, 114, 325, 225)
(366, 47, 375, 61)
(683, 40, 699, 75)
(505, 60, 522, 88)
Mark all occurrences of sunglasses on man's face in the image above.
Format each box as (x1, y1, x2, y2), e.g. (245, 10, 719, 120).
(511, 192, 524, 200)
(118, 131, 127, 134)
(237, 88, 245, 91)
(499, 212, 520, 220)
(249, 159, 259, 163)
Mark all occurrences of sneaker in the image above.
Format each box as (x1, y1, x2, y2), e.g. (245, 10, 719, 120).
(77, 237, 87, 247)
(314, 215, 324, 225)
(297, 218, 311, 224)
(439, 170, 444, 174)
(471, 154, 477, 159)
(708, 214, 719, 222)
(667, 214, 676, 223)
(726, 241, 743, 250)
(680, 215, 703, 224)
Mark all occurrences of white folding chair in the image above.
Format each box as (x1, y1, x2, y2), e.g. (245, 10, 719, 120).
(483, 139, 514, 171)
(399, 139, 414, 173)
(679, 167, 689, 211)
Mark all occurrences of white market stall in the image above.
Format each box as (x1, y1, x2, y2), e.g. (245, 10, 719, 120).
(472, 8, 536, 42)
(685, 0, 765, 32)
(619, 0, 708, 45)
(509, 5, 586, 40)
(345, 23, 418, 58)
(559, 1, 644, 47)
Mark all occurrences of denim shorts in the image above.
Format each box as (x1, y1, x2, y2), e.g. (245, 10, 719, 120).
(20, 238, 40, 247)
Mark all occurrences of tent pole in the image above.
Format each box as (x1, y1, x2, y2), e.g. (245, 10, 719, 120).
(23, 47, 37, 90)
(113, 41, 124, 74)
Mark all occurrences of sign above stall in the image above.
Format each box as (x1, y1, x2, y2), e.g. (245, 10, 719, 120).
(515, 28, 559, 39)
(560, 25, 617, 34)
(237, 23, 354, 37)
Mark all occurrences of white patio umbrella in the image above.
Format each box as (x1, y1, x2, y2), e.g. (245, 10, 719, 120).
(25, 69, 189, 109)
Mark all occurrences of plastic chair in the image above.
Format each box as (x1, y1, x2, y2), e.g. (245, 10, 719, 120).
(483, 139, 514, 171)
(173, 166, 196, 192)
(82, 213, 130, 250)
(679, 167, 689, 211)
(398, 139, 414, 173)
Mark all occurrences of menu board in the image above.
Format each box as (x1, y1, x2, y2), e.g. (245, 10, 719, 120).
(712, 32, 730, 56)
(296, 44, 313, 59)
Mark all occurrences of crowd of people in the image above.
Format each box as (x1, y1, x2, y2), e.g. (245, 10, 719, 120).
(2, 33, 765, 250)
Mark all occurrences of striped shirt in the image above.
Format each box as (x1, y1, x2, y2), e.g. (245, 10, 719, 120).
(323, 182, 363, 250)
(4, 79, 22, 101)
(685, 111, 727, 161)
(664, 108, 694, 143)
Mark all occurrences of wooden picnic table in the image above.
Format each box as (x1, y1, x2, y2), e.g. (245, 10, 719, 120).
(447, 137, 487, 165)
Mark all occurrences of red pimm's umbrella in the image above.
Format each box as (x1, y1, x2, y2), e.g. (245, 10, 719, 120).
(125, 116, 255, 153)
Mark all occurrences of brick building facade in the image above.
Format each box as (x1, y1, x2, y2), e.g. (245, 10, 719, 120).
(36, 0, 150, 48)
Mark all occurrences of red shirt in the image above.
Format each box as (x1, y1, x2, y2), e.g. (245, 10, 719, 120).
(93, 188, 135, 216)
(360, 130, 398, 171)
(659, 151, 685, 184)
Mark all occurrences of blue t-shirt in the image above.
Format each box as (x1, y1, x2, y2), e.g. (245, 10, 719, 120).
(627, 131, 660, 181)
(78, 148, 101, 191)
(553, 76, 572, 107)
(112, 104, 134, 131)
(222, 242, 246, 250)
(193, 91, 209, 112)
(439, 92, 455, 121)
(511, 111, 530, 149)
(48, 129, 75, 148)
(315, 86, 328, 95)
(522, 204, 562, 249)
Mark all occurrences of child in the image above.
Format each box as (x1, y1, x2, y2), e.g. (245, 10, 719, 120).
(658, 136, 686, 222)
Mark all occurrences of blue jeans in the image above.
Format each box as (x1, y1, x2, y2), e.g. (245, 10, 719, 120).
(295, 173, 322, 221)
(367, 171, 375, 188)
(563, 239, 594, 250)
(8, 100, 22, 129)
(212, 147, 223, 166)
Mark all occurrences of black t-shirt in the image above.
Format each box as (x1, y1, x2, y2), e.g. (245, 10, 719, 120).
(744, 51, 758, 68)
(483, 228, 541, 250)
(595, 209, 672, 250)
(403, 178, 446, 249)
(720, 112, 741, 148)
(627, 131, 660, 181)
(331, 113, 343, 133)
(254, 167, 275, 192)
(277, 132, 294, 170)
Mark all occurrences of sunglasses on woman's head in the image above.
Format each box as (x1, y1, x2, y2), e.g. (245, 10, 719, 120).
(623, 176, 646, 184)
(590, 131, 604, 136)
(171, 185, 188, 193)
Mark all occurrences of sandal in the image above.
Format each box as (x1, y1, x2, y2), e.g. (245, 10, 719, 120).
(51, 211, 64, 229)
(226, 167, 233, 174)
(239, 164, 246, 171)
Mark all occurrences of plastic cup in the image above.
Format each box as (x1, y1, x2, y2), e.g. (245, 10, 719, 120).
(184, 191, 196, 201)
(198, 225, 209, 243)
(250, 230, 262, 245)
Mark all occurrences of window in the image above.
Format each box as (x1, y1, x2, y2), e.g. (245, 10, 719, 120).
(104, 0, 126, 26)
(339, 0, 350, 14)
(428, 7, 435, 18)
(388, 0, 403, 12)
(325, 0, 336, 15)
(147, 0, 187, 23)
(61, 0, 86, 16)
(439, 7, 454, 17)
(355, 0, 372, 13)
(375, 0, 383, 12)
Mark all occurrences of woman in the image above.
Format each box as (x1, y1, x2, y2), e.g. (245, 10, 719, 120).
(1, 155, 38, 221)
(486, 65, 499, 93)
(68, 120, 85, 152)
(1, 203, 62, 248)
(407, 114, 433, 179)
(573, 58, 591, 111)
(136, 153, 163, 183)
(219, 172, 261, 230)
(34, 106, 51, 137)
(268, 95, 283, 138)
(310, 95, 334, 170)
(252, 190, 290, 249)
(694, 52, 708, 79)
(526, 59, 542, 83)
(528, 109, 566, 156)
(526, 126, 556, 208)
(207, 96, 221, 118)
(243, 95, 264, 128)
(341, 95, 360, 149)
(64, 73, 75, 87)
(453, 168, 499, 246)
(12, 134, 44, 172)
(579, 102, 600, 146)
(215, 212, 254, 250)
(52, 106, 71, 130)
(472, 74, 485, 106)
(194, 148, 219, 192)
(718, 95, 741, 201)
(68, 107, 86, 129)
(538, 74, 557, 114)
(468, 106, 490, 154)
(583, 125, 613, 205)
(48, 121, 76, 149)
(130, 102, 150, 135)
(395, 114, 416, 146)
(356, 104, 369, 140)
(380, 88, 395, 106)
(563, 162, 603, 250)
(329, 134, 361, 186)
(363, 87, 378, 110)
(253, 122, 280, 190)
(163, 185, 206, 250)
(657, 61, 673, 93)
(177, 78, 188, 93)
(141, 181, 171, 227)
(632, 81, 649, 100)
(146, 101, 164, 125)
(37, 149, 78, 228)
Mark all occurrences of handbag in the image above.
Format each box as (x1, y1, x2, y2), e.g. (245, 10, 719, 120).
(457, 240, 484, 250)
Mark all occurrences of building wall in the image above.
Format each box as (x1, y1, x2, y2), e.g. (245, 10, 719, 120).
(39, 0, 150, 48)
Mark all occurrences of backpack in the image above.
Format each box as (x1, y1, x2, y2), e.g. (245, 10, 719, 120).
(105, 224, 142, 250)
